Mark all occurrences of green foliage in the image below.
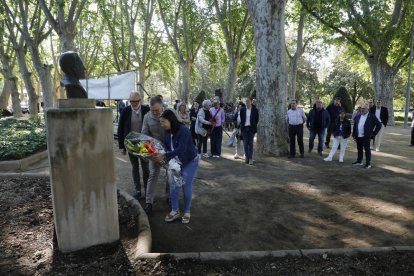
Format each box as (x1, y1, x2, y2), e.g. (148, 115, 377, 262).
(0, 118, 47, 161)
(334, 87, 352, 113)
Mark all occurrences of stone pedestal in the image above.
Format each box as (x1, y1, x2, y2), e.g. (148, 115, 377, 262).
(46, 99, 119, 252)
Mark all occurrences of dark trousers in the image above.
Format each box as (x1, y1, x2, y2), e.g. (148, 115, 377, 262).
(289, 124, 304, 157)
(411, 127, 414, 145)
(210, 125, 223, 156)
(325, 123, 334, 146)
(128, 153, 149, 195)
(356, 137, 371, 164)
(241, 126, 255, 161)
(197, 134, 208, 154)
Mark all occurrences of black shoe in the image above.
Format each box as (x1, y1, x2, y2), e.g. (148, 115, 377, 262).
(352, 161, 363, 166)
(364, 164, 372, 169)
(318, 151, 323, 156)
(144, 203, 152, 214)
(308, 148, 312, 153)
(300, 153, 304, 158)
(133, 191, 141, 200)
(288, 155, 295, 158)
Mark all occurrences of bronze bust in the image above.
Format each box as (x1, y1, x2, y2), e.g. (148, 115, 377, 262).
(59, 52, 87, 98)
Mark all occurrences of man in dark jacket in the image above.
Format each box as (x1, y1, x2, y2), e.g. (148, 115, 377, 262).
(306, 100, 330, 156)
(117, 91, 150, 199)
(239, 97, 259, 165)
(352, 103, 382, 169)
(369, 99, 389, 151)
(325, 97, 342, 148)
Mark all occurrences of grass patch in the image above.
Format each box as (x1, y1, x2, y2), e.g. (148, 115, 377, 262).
(0, 116, 47, 161)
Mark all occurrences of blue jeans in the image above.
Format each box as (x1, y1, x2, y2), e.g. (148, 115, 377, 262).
(210, 125, 223, 156)
(309, 129, 325, 153)
(241, 127, 255, 161)
(170, 155, 199, 213)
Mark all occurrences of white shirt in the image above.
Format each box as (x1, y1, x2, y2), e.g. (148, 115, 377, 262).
(245, 108, 252, 126)
(357, 113, 368, 137)
(375, 108, 381, 123)
(286, 108, 306, 125)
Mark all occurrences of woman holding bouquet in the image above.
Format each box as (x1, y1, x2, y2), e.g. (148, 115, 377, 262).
(157, 109, 199, 224)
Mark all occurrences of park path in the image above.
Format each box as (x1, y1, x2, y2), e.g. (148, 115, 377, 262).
(120, 125, 414, 253)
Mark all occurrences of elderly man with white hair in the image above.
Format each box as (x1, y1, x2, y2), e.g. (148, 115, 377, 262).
(352, 102, 382, 169)
(117, 91, 150, 199)
(195, 100, 213, 158)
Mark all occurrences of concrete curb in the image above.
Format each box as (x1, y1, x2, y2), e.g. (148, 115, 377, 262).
(0, 172, 49, 178)
(0, 151, 47, 171)
(117, 189, 152, 258)
(135, 246, 414, 261)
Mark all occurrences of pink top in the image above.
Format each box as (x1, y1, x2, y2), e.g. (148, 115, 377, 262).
(209, 107, 225, 127)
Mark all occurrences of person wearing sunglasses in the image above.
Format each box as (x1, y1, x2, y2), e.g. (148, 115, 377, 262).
(117, 91, 150, 199)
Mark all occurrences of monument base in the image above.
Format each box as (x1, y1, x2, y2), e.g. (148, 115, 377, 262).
(46, 101, 119, 252)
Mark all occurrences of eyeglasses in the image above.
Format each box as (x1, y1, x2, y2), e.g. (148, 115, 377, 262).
(130, 100, 141, 103)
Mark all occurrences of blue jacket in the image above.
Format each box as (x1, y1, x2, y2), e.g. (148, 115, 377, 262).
(239, 105, 259, 133)
(164, 124, 197, 167)
(306, 108, 330, 131)
(352, 113, 382, 139)
(117, 105, 150, 149)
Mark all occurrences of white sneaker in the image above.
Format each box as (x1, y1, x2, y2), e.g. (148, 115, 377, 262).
(234, 154, 241, 159)
(375, 148, 380, 152)
(323, 157, 332, 162)
(203, 153, 209, 158)
(212, 155, 220, 158)
(339, 159, 344, 163)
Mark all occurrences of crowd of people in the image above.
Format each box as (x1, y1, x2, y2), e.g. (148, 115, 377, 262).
(287, 97, 387, 169)
(117, 91, 412, 224)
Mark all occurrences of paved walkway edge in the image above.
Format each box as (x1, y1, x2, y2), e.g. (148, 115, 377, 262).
(0, 151, 47, 171)
(0, 172, 49, 178)
(117, 189, 152, 258)
(136, 246, 414, 261)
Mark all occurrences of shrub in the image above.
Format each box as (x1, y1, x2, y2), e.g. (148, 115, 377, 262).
(334, 87, 353, 113)
(0, 117, 47, 161)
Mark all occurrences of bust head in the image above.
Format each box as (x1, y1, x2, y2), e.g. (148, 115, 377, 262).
(59, 52, 87, 98)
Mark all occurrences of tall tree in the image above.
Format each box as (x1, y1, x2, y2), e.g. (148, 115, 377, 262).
(2, 0, 56, 108)
(4, 15, 39, 115)
(300, 0, 414, 125)
(213, 0, 253, 102)
(39, 0, 87, 52)
(247, 0, 289, 156)
(158, 0, 211, 103)
(0, 36, 21, 116)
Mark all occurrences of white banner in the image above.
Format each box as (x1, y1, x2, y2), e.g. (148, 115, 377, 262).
(80, 71, 135, 100)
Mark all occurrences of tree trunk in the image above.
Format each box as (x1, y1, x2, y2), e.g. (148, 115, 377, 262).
(287, 58, 298, 101)
(138, 62, 146, 99)
(0, 82, 11, 110)
(0, 56, 22, 117)
(367, 58, 396, 125)
(180, 60, 191, 104)
(16, 47, 38, 115)
(60, 31, 76, 52)
(225, 56, 239, 102)
(29, 45, 54, 108)
(287, 10, 305, 102)
(248, 0, 289, 156)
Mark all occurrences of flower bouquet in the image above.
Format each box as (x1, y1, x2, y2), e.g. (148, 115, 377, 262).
(124, 132, 184, 188)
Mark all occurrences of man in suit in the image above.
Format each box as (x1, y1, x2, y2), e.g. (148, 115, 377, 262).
(352, 103, 382, 169)
(369, 99, 389, 151)
(118, 91, 150, 199)
(239, 97, 259, 165)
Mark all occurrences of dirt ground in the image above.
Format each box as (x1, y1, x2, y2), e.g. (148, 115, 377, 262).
(119, 125, 414, 253)
(1, 177, 414, 275)
(1, 125, 414, 274)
